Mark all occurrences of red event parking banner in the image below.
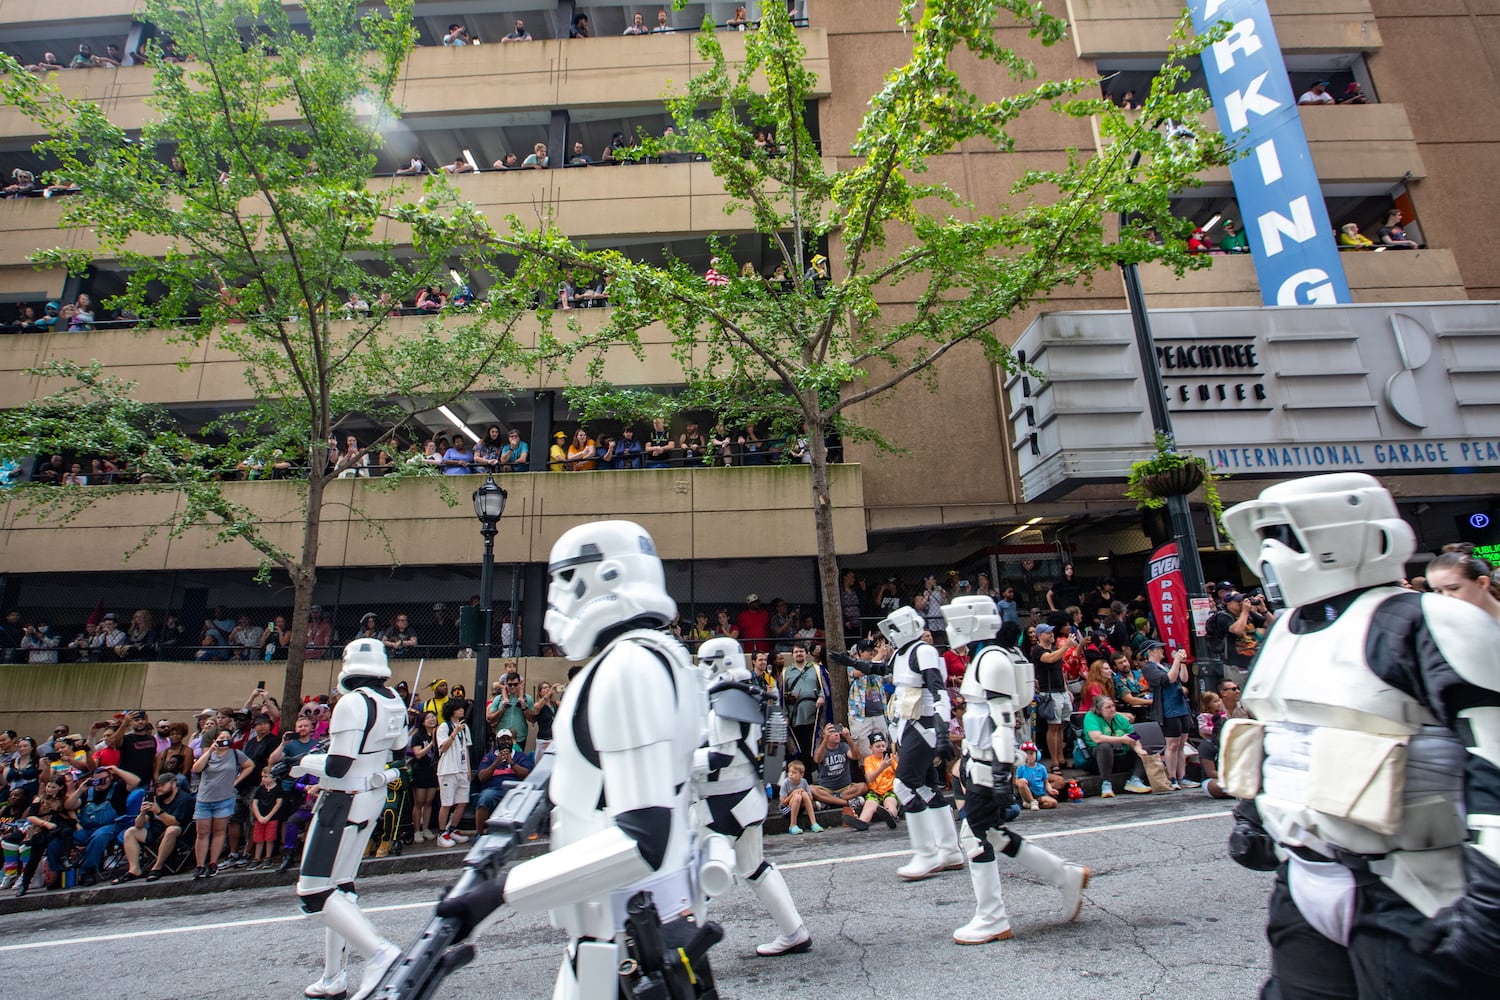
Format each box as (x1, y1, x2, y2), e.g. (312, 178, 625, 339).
(1145, 542, 1193, 661)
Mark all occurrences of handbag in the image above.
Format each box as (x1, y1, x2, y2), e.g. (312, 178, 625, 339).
(1141, 752, 1173, 793)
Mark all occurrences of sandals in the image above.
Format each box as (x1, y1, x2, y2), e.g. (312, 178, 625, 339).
(144, 869, 164, 882)
(111, 870, 142, 885)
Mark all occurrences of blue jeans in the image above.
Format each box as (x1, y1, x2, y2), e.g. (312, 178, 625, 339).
(79, 824, 115, 873)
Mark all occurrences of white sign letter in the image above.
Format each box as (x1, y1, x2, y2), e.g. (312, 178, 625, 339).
(1276, 269, 1337, 305)
(1211, 19, 1264, 74)
(1258, 195, 1318, 256)
(1254, 140, 1283, 184)
(1224, 72, 1281, 131)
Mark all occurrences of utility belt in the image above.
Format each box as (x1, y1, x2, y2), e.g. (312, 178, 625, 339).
(1286, 842, 1389, 877)
(606, 863, 696, 935)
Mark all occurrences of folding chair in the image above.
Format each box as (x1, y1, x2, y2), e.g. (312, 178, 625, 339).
(1132, 721, 1166, 755)
(142, 820, 197, 875)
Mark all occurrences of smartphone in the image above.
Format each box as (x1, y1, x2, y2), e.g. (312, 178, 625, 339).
(256, 680, 266, 690)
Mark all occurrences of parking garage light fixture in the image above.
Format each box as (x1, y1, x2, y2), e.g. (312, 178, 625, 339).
(438, 405, 481, 444)
(1001, 516, 1043, 540)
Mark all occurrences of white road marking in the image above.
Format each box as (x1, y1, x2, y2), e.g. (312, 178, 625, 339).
(0, 808, 1232, 954)
(778, 807, 1231, 870)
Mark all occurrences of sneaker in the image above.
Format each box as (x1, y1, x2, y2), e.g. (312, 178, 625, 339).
(809, 822, 825, 833)
(225, 853, 242, 867)
(232, 855, 249, 869)
(447, 830, 470, 844)
(205, 864, 217, 877)
(1123, 776, 1152, 794)
(1099, 781, 1115, 798)
(787, 825, 804, 835)
(1177, 778, 1200, 788)
(192, 866, 207, 880)
(1169, 779, 1181, 791)
(436, 833, 456, 848)
(245, 860, 262, 872)
(1029, 800, 1040, 811)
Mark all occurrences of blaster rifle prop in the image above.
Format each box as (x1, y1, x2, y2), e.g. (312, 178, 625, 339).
(620, 889, 724, 1000)
(368, 752, 553, 1000)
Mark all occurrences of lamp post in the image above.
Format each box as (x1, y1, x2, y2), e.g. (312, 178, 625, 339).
(1120, 144, 1216, 690)
(471, 475, 507, 758)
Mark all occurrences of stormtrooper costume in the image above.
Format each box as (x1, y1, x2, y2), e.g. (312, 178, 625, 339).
(437, 520, 713, 1000)
(879, 606, 964, 880)
(692, 637, 811, 957)
(1220, 473, 1500, 997)
(942, 596, 1090, 944)
(296, 639, 411, 1000)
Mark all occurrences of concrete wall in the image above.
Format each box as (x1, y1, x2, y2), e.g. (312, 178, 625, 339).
(0, 655, 575, 742)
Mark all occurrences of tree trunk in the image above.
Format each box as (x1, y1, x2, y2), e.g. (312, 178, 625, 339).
(280, 465, 326, 711)
(807, 421, 849, 726)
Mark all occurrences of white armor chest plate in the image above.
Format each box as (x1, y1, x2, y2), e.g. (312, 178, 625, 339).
(545, 632, 702, 938)
(892, 642, 936, 719)
(960, 653, 995, 759)
(1246, 588, 1466, 905)
(702, 713, 760, 793)
(319, 688, 407, 792)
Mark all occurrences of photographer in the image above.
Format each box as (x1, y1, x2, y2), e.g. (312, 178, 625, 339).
(107, 710, 159, 787)
(64, 764, 137, 885)
(434, 700, 472, 847)
(809, 723, 869, 826)
(472, 729, 534, 831)
(115, 772, 193, 883)
(1206, 591, 1274, 680)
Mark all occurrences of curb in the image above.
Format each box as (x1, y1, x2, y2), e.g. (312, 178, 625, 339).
(0, 838, 551, 915)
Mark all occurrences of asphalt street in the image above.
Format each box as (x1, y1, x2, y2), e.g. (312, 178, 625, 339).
(0, 794, 1269, 998)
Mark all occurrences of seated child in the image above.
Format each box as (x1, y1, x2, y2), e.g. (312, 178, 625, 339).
(1014, 742, 1065, 810)
(779, 759, 821, 834)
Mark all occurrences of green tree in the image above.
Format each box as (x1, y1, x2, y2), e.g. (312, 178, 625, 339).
(0, 0, 538, 709)
(495, 1, 1230, 722)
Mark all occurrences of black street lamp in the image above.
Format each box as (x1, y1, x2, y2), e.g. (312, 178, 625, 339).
(1120, 140, 1217, 692)
(471, 475, 507, 758)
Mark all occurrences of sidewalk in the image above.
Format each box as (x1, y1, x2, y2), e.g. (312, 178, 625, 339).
(3, 771, 1120, 915)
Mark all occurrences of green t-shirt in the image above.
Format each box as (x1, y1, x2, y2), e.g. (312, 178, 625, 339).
(1081, 710, 1135, 750)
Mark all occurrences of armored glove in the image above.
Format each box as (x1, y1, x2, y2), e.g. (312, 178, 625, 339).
(991, 763, 1020, 823)
(435, 872, 509, 944)
(1227, 800, 1280, 872)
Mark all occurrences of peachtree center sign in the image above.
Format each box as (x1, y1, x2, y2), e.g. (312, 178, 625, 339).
(1189, 0, 1351, 307)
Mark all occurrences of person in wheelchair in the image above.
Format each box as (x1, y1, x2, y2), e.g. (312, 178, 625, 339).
(62, 764, 139, 886)
(114, 773, 194, 883)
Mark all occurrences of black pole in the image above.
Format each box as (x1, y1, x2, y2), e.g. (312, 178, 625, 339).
(1120, 175, 1216, 692)
(474, 524, 496, 761)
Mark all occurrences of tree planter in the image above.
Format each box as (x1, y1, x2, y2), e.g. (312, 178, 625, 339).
(1141, 463, 1205, 498)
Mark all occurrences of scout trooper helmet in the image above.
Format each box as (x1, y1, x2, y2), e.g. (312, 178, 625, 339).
(338, 637, 391, 689)
(1221, 472, 1415, 610)
(544, 520, 676, 659)
(941, 595, 1001, 649)
(878, 605, 926, 647)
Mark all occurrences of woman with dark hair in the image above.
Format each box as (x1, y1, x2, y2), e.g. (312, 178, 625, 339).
(1047, 563, 1082, 612)
(13, 780, 75, 895)
(475, 425, 504, 473)
(156, 723, 194, 789)
(408, 710, 440, 842)
(4, 737, 40, 796)
(1427, 545, 1500, 625)
(997, 620, 1023, 649)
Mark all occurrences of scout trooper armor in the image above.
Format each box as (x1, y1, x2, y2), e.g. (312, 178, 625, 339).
(438, 520, 715, 999)
(1220, 473, 1500, 996)
(693, 637, 811, 957)
(942, 596, 1090, 944)
(879, 605, 964, 880)
(295, 638, 410, 1000)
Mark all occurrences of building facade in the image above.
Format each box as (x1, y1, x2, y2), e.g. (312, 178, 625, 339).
(0, 0, 1497, 659)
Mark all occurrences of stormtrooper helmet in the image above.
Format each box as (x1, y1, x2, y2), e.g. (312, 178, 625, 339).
(544, 520, 676, 659)
(941, 595, 1000, 649)
(878, 605, 925, 647)
(697, 636, 749, 686)
(339, 637, 390, 689)
(1221, 472, 1415, 610)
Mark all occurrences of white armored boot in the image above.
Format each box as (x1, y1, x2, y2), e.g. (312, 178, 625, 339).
(748, 864, 812, 956)
(953, 860, 1013, 945)
(305, 929, 349, 999)
(317, 891, 401, 1000)
(1010, 836, 1090, 923)
(929, 805, 966, 871)
(896, 809, 948, 881)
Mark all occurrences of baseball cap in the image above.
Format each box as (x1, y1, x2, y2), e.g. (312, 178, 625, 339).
(1225, 592, 1246, 603)
(1141, 640, 1166, 651)
(553, 431, 566, 440)
(102, 612, 118, 621)
(745, 593, 759, 604)
(197, 708, 215, 718)
(1020, 742, 1038, 754)
(869, 733, 887, 744)
(1034, 624, 1055, 635)
(496, 728, 515, 740)
(1216, 581, 1235, 592)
